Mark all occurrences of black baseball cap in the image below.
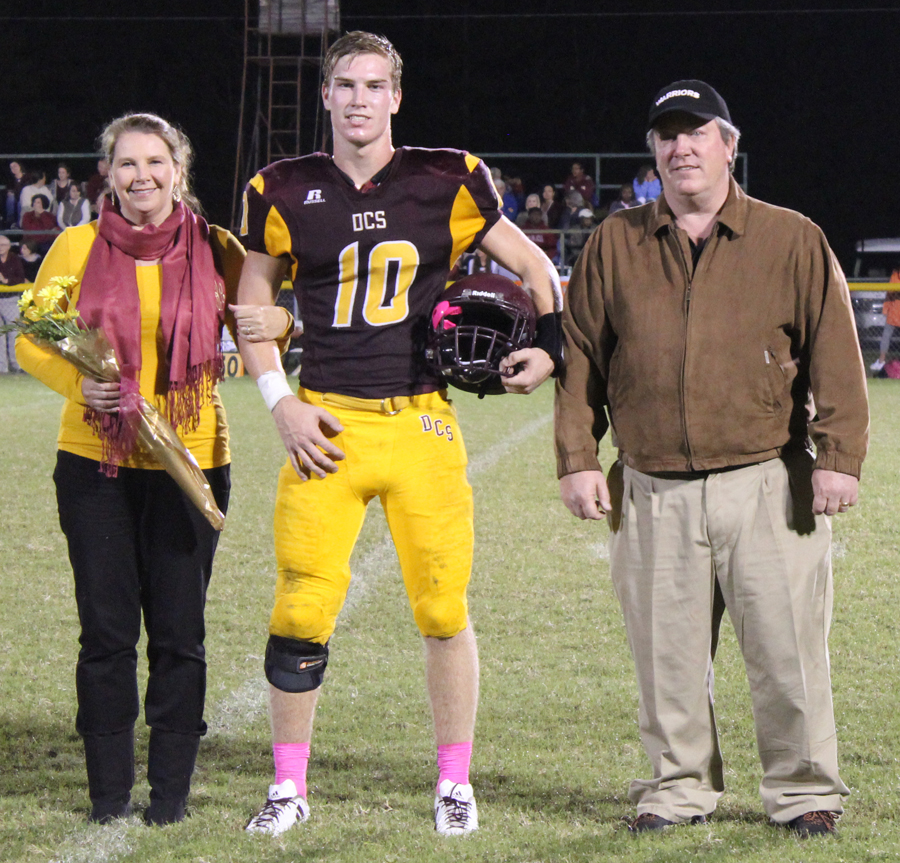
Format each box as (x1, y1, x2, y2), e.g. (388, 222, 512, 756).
(648, 79, 731, 128)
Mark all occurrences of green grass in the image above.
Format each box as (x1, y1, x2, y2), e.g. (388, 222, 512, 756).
(1, 373, 898, 862)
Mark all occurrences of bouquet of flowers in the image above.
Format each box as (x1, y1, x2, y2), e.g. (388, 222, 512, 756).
(6, 277, 225, 530)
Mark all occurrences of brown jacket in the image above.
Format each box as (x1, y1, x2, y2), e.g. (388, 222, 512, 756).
(555, 179, 869, 479)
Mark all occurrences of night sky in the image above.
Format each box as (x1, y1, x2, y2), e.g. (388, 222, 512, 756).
(2, 0, 897, 270)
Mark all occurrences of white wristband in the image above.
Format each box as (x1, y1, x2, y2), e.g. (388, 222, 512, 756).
(256, 370, 294, 412)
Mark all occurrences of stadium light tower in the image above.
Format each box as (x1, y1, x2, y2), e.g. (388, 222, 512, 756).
(231, 0, 341, 228)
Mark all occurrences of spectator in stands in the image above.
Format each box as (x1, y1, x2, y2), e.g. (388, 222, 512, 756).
(18, 240, 43, 283)
(516, 193, 543, 226)
(495, 178, 519, 222)
(541, 184, 563, 228)
(522, 206, 559, 262)
(50, 164, 76, 212)
(21, 194, 60, 253)
(565, 208, 596, 266)
(509, 176, 526, 211)
(564, 161, 596, 207)
(633, 164, 661, 203)
(6, 161, 28, 227)
(57, 183, 92, 228)
(608, 183, 638, 214)
(20, 170, 52, 217)
(0, 234, 26, 373)
(557, 189, 585, 231)
(85, 159, 109, 214)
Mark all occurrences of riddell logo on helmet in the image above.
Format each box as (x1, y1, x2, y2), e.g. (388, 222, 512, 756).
(467, 290, 501, 299)
(656, 88, 700, 105)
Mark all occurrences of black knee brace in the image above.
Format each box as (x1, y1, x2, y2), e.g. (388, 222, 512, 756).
(264, 635, 329, 693)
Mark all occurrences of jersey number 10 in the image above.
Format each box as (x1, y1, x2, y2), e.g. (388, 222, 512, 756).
(333, 240, 420, 328)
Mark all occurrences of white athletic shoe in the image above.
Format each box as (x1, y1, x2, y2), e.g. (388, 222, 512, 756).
(434, 780, 479, 836)
(871, 358, 886, 371)
(245, 779, 310, 835)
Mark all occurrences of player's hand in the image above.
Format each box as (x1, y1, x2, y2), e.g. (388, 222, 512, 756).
(230, 304, 291, 342)
(560, 470, 611, 520)
(499, 347, 554, 394)
(812, 468, 859, 516)
(81, 378, 121, 412)
(272, 397, 345, 480)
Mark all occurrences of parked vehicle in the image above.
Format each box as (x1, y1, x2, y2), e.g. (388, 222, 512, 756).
(849, 238, 900, 332)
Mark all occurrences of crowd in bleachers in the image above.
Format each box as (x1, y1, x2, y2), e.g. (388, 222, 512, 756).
(463, 160, 662, 274)
(1, 158, 110, 275)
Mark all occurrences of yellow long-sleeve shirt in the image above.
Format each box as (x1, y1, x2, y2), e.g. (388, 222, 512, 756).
(16, 222, 246, 470)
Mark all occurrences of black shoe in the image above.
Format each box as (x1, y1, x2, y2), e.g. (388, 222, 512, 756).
(145, 798, 187, 826)
(785, 810, 837, 837)
(89, 797, 133, 824)
(629, 812, 707, 832)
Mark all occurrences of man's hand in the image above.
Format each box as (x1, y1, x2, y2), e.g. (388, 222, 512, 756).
(230, 303, 290, 342)
(272, 397, 345, 480)
(812, 468, 859, 516)
(560, 470, 611, 520)
(499, 347, 554, 394)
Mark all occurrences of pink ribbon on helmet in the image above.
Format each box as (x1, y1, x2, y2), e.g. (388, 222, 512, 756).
(432, 300, 462, 331)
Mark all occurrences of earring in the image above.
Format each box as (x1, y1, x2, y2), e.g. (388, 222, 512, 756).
(173, 187, 182, 203)
(109, 186, 117, 206)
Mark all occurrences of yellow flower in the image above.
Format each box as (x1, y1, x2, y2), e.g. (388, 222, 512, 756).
(37, 283, 66, 309)
(46, 275, 79, 291)
(24, 306, 43, 322)
(18, 289, 34, 311)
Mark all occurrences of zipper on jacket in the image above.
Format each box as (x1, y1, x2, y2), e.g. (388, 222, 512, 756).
(676, 232, 695, 468)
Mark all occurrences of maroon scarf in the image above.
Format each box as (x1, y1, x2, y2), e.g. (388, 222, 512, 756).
(79, 198, 225, 471)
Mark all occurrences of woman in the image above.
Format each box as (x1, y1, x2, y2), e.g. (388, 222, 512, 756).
(18, 239, 43, 282)
(16, 112, 290, 826)
(540, 184, 562, 228)
(50, 163, 76, 210)
(20, 193, 60, 252)
(57, 182, 92, 228)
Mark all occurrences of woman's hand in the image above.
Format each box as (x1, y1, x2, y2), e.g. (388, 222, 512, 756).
(229, 304, 292, 342)
(82, 378, 121, 412)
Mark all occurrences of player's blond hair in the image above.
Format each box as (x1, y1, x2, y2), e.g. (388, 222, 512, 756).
(323, 31, 402, 92)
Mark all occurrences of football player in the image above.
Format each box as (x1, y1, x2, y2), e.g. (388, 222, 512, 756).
(237, 30, 562, 836)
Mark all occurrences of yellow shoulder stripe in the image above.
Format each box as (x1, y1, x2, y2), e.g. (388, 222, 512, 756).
(249, 173, 265, 194)
(448, 184, 486, 270)
(265, 207, 299, 279)
(464, 153, 480, 173)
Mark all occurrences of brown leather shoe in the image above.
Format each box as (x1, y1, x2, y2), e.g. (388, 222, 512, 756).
(785, 810, 837, 837)
(629, 812, 707, 833)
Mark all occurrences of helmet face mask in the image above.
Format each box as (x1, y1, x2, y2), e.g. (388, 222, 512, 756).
(426, 274, 537, 395)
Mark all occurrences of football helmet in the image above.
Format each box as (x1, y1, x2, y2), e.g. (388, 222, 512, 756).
(426, 274, 536, 395)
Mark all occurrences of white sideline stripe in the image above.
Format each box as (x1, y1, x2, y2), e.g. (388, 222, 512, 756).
(206, 410, 553, 731)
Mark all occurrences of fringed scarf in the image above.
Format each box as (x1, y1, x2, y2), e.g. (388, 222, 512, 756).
(78, 198, 225, 473)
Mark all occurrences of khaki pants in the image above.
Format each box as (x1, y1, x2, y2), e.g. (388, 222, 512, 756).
(608, 456, 849, 823)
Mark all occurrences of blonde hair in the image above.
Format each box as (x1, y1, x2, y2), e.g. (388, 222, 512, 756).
(99, 112, 201, 212)
(323, 31, 402, 92)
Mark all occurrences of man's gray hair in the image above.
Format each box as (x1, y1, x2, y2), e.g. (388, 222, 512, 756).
(646, 117, 741, 172)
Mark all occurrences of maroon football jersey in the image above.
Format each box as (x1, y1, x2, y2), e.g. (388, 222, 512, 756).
(241, 147, 502, 397)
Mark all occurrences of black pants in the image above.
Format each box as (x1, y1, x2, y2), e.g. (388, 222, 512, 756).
(53, 451, 231, 739)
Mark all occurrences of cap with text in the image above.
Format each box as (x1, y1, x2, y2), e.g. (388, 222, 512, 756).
(648, 79, 731, 128)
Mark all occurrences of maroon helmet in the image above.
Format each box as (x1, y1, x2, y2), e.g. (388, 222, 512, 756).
(426, 273, 536, 395)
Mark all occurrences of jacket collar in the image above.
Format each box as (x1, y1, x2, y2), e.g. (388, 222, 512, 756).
(643, 176, 749, 243)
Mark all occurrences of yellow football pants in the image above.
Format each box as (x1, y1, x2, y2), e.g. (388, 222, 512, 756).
(270, 388, 474, 644)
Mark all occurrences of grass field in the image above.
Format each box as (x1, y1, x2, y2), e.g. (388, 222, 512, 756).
(1, 373, 898, 863)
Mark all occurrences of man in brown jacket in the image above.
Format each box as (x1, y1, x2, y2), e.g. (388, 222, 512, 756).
(555, 80, 868, 837)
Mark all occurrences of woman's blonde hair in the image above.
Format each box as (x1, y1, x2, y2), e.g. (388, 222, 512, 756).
(99, 112, 202, 212)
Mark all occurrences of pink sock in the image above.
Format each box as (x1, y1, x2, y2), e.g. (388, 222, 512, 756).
(273, 742, 310, 798)
(437, 741, 473, 790)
